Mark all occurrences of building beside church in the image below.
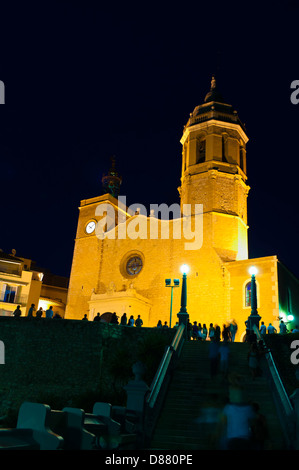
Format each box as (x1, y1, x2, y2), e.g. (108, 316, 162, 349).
(65, 78, 299, 340)
(0, 249, 69, 318)
(0, 250, 43, 316)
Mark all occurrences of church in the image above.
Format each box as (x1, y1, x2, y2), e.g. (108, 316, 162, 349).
(65, 77, 299, 340)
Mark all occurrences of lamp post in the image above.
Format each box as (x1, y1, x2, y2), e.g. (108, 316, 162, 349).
(165, 278, 180, 328)
(247, 266, 261, 334)
(177, 264, 190, 331)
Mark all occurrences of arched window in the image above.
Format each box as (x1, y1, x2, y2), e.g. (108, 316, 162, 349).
(197, 139, 206, 163)
(245, 281, 251, 307)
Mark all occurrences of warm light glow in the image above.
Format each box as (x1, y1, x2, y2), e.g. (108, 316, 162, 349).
(180, 264, 190, 275)
(288, 314, 294, 321)
(249, 266, 258, 276)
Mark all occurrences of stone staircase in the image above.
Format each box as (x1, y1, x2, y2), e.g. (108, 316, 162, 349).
(150, 341, 286, 450)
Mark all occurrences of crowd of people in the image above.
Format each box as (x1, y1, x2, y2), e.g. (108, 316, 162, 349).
(91, 312, 144, 327)
(13, 303, 62, 319)
(260, 320, 299, 335)
(14, 304, 299, 340)
(187, 320, 238, 342)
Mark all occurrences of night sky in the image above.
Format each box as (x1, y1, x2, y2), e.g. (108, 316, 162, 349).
(1, 1, 299, 280)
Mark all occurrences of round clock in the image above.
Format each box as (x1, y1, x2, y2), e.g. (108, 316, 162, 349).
(85, 220, 96, 234)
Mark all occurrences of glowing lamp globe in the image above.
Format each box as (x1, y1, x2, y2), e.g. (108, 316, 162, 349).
(249, 266, 258, 276)
(180, 264, 190, 275)
(288, 314, 294, 321)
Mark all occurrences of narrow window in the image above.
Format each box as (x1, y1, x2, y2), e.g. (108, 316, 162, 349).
(222, 136, 228, 163)
(239, 146, 244, 171)
(197, 139, 206, 163)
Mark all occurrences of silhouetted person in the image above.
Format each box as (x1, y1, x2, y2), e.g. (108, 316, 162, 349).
(128, 315, 134, 326)
(219, 400, 256, 449)
(157, 320, 162, 328)
(163, 321, 169, 328)
(36, 307, 43, 318)
(13, 305, 21, 317)
(135, 315, 143, 327)
(267, 323, 276, 334)
(229, 320, 238, 342)
(279, 320, 287, 334)
(192, 321, 199, 340)
(28, 303, 35, 317)
(45, 306, 54, 318)
(215, 325, 221, 342)
(93, 312, 101, 321)
(110, 312, 119, 324)
(82, 314, 88, 320)
(121, 313, 127, 325)
(260, 321, 266, 335)
(222, 324, 231, 342)
(209, 323, 215, 341)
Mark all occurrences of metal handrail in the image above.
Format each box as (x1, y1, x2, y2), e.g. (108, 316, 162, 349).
(253, 325, 295, 447)
(146, 323, 185, 409)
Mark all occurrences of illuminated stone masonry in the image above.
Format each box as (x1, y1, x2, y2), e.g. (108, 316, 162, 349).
(65, 77, 299, 339)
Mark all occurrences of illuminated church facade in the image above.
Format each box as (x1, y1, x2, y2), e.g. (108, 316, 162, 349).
(65, 78, 299, 340)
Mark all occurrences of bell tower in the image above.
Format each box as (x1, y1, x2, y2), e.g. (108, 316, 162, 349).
(179, 77, 250, 261)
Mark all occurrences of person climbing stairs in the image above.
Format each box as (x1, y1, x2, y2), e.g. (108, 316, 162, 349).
(150, 341, 286, 450)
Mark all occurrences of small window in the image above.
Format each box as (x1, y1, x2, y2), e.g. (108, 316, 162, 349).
(0, 284, 18, 303)
(245, 281, 251, 307)
(126, 256, 143, 276)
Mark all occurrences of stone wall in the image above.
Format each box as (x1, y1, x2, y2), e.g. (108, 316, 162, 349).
(0, 317, 174, 423)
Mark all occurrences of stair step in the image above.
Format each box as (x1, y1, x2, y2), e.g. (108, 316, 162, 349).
(150, 341, 286, 450)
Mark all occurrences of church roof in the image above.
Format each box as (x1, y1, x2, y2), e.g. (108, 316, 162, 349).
(184, 76, 246, 133)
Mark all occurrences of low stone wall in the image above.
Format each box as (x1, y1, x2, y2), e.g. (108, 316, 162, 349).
(0, 317, 175, 424)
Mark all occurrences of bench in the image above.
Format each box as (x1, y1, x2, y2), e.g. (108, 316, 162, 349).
(0, 402, 64, 450)
(84, 403, 137, 449)
(49, 407, 95, 450)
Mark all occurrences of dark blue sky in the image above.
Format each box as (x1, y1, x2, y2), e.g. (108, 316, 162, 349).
(1, 1, 299, 279)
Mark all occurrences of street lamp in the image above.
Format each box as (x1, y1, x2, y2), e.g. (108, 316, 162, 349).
(165, 278, 180, 327)
(177, 264, 190, 331)
(247, 266, 261, 333)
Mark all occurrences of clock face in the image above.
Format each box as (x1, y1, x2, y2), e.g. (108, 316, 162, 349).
(86, 220, 96, 234)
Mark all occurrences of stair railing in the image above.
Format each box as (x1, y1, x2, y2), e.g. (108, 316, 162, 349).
(253, 325, 295, 448)
(142, 323, 185, 446)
